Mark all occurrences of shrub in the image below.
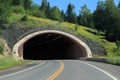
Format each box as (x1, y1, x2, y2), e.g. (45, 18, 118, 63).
(0, 2, 11, 24)
(108, 58, 120, 66)
(74, 25, 79, 31)
(12, 6, 25, 14)
(116, 40, 120, 49)
(0, 44, 4, 55)
(21, 15, 28, 21)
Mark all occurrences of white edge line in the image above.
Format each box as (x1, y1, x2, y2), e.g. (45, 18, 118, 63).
(80, 61, 118, 80)
(0, 61, 46, 79)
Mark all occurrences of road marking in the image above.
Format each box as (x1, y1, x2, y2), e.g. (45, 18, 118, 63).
(80, 61, 118, 80)
(0, 61, 46, 79)
(47, 61, 64, 80)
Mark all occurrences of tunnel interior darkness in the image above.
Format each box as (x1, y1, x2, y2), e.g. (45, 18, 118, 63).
(23, 33, 85, 60)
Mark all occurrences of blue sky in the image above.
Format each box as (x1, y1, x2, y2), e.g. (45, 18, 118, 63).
(33, 0, 119, 15)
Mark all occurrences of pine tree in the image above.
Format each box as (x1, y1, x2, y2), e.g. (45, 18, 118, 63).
(45, 2, 51, 18)
(0, 0, 11, 26)
(93, 1, 106, 31)
(65, 3, 77, 24)
(79, 5, 94, 28)
(40, 0, 47, 11)
(118, 1, 120, 8)
(49, 6, 61, 21)
(39, 0, 48, 18)
(93, 0, 120, 41)
(104, 0, 118, 41)
(11, 0, 23, 6)
(77, 14, 81, 25)
(61, 10, 65, 21)
(23, 0, 32, 10)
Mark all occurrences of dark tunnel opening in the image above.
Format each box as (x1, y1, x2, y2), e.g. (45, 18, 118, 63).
(23, 33, 85, 60)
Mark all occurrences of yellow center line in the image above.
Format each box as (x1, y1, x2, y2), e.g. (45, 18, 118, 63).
(47, 61, 64, 80)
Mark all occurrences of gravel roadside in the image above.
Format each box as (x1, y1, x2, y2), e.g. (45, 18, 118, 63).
(86, 61, 120, 80)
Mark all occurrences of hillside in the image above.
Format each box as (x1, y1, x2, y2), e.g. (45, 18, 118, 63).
(1, 14, 118, 59)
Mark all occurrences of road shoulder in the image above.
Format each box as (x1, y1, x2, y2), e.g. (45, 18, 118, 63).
(0, 60, 42, 77)
(86, 61, 120, 80)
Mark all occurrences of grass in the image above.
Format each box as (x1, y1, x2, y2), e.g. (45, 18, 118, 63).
(9, 13, 23, 22)
(0, 56, 26, 70)
(107, 58, 120, 66)
(92, 54, 106, 58)
(77, 26, 120, 58)
(77, 26, 99, 41)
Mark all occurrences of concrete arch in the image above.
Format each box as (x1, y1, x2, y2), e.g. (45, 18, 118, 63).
(13, 30, 92, 59)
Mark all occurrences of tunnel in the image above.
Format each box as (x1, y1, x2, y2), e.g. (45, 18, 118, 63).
(23, 33, 85, 60)
(13, 30, 92, 60)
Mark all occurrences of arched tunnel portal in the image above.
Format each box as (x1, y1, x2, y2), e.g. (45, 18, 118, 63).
(13, 30, 92, 60)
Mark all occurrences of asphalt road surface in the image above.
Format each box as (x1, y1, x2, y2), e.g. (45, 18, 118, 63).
(0, 60, 118, 80)
(56, 60, 117, 80)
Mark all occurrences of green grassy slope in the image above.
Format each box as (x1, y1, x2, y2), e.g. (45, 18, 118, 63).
(0, 56, 25, 69)
(8, 14, 120, 58)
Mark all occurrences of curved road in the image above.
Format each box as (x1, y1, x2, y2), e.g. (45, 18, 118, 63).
(56, 60, 117, 80)
(0, 60, 118, 80)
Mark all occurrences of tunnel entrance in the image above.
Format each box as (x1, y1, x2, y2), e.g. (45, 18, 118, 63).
(13, 30, 92, 59)
(23, 33, 85, 60)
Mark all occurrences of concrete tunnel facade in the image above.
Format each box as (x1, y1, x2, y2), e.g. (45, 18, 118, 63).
(13, 30, 92, 60)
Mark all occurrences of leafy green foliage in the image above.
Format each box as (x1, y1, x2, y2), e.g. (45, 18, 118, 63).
(11, 0, 32, 10)
(23, 0, 32, 10)
(108, 58, 120, 65)
(21, 15, 28, 21)
(118, 1, 120, 8)
(79, 5, 94, 28)
(65, 3, 77, 24)
(11, 5, 25, 14)
(74, 25, 79, 31)
(93, 1, 106, 31)
(104, 0, 120, 41)
(93, 0, 120, 42)
(49, 6, 61, 21)
(38, 0, 48, 18)
(61, 10, 65, 21)
(11, 0, 23, 6)
(40, 0, 47, 11)
(28, 4, 41, 17)
(0, 43, 4, 55)
(116, 40, 120, 49)
(0, 0, 11, 24)
(45, 2, 51, 18)
(0, 56, 25, 69)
